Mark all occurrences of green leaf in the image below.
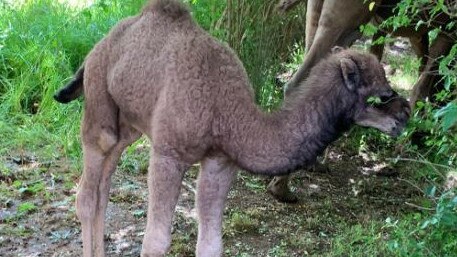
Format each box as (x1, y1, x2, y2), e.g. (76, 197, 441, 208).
(434, 103, 457, 131)
(444, 76, 452, 91)
(132, 209, 146, 218)
(415, 20, 426, 31)
(368, 1, 376, 11)
(360, 23, 378, 36)
(367, 96, 382, 105)
(426, 185, 437, 197)
(421, 220, 430, 229)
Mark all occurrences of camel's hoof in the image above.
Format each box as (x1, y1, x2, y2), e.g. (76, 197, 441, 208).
(267, 177, 298, 203)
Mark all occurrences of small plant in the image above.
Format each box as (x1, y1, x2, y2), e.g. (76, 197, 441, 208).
(421, 188, 457, 232)
(226, 210, 260, 235)
(17, 202, 37, 214)
(385, 190, 457, 256)
(267, 240, 289, 257)
(238, 173, 265, 193)
(17, 180, 45, 196)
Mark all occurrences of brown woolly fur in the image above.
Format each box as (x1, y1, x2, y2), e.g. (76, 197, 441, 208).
(142, 0, 190, 19)
(54, 0, 410, 256)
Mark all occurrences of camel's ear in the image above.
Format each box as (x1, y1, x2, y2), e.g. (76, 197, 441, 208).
(332, 46, 345, 54)
(340, 58, 360, 91)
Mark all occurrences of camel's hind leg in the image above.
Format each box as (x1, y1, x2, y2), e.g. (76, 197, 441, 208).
(76, 111, 141, 257)
(196, 156, 237, 257)
(141, 153, 189, 257)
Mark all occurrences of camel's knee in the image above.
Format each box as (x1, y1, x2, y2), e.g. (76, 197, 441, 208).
(96, 129, 118, 153)
(81, 128, 117, 153)
(82, 110, 119, 153)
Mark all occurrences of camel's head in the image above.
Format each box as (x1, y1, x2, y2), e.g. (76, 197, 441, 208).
(333, 47, 410, 137)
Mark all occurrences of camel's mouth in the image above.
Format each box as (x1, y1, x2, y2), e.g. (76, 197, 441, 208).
(357, 92, 410, 137)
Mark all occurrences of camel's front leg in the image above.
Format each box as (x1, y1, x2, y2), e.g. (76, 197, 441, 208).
(196, 156, 237, 257)
(141, 154, 188, 257)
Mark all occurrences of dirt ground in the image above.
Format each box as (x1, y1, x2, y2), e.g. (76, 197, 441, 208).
(0, 135, 422, 257)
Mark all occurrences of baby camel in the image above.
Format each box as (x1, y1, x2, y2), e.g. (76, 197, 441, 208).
(54, 0, 409, 256)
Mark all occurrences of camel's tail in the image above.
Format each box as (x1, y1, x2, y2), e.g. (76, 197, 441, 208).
(54, 66, 84, 103)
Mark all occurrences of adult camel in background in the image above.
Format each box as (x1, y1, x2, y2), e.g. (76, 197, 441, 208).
(278, 0, 454, 104)
(268, 0, 455, 202)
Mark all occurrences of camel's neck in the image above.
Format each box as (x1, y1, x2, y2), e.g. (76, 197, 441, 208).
(219, 83, 354, 176)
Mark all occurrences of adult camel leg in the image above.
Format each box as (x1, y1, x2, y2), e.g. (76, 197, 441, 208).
(195, 156, 237, 257)
(286, 0, 377, 92)
(273, 0, 326, 203)
(370, 30, 387, 60)
(273, 0, 367, 203)
(410, 33, 453, 109)
(268, 1, 325, 204)
(305, 0, 324, 51)
(267, 153, 330, 203)
(409, 34, 429, 73)
(276, 0, 322, 49)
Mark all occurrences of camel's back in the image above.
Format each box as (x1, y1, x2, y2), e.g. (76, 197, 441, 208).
(101, 0, 254, 139)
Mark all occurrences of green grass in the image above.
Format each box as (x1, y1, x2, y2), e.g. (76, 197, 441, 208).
(0, 0, 149, 159)
(328, 211, 457, 257)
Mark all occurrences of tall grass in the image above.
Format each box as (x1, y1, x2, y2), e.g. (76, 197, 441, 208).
(189, 0, 307, 109)
(223, 0, 306, 109)
(0, 0, 148, 158)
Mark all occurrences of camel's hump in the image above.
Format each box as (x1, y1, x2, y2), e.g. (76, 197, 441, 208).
(143, 0, 190, 19)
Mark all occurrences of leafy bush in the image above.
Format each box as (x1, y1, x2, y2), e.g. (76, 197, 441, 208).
(363, 0, 457, 254)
